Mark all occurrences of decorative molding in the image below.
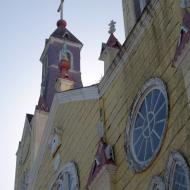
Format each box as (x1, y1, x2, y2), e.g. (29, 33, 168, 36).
(165, 151, 190, 190)
(147, 151, 190, 190)
(86, 140, 115, 189)
(124, 78, 169, 172)
(53, 153, 61, 172)
(96, 121, 104, 139)
(172, 11, 190, 67)
(148, 176, 165, 190)
(88, 164, 116, 190)
(40, 36, 83, 62)
(50, 161, 79, 190)
(55, 85, 99, 105)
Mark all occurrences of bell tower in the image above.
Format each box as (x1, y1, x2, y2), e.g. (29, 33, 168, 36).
(37, 0, 83, 112)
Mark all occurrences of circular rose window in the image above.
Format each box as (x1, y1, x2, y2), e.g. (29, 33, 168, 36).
(125, 78, 168, 172)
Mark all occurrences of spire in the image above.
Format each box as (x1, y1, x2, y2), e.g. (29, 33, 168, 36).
(99, 20, 121, 74)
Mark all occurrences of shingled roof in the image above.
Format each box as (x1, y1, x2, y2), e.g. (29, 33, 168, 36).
(51, 27, 82, 45)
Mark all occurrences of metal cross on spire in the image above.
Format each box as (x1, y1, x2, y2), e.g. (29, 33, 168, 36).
(57, 0, 65, 20)
(108, 20, 116, 34)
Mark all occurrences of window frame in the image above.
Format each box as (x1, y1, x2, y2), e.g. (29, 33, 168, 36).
(124, 78, 169, 172)
(59, 46, 74, 71)
(149, 176, 165, 190)
(165, 151, 190, 190)
(50, 162, 79, 190)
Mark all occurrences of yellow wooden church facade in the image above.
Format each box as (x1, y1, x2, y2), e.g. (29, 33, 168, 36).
(15, 0, 190, 189)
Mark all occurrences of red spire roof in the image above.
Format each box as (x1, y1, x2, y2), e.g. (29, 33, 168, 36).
(106, 33, 122, 48)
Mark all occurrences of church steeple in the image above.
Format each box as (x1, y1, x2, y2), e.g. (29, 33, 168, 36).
(37, 0, 83, 112)
(99, 21, 121, 74)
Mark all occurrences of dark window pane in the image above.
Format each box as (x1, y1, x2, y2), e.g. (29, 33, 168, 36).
(152, 89, 160, 110)
(135, 114, 144, 128)
(155, 104, 166, 121)
(154, 121, 165, 137)
(137, 139, 146, 161)
(139, 100, 147, 118)
(134, 135, 143, 154)
(134, 0, 141, 20)
(145, 137, 153, 160)
(151, 132, 160, 149)
(173, 164, 188, 190)
(133, 128, 143, 143)
(146, 91, 152, 111)
(154, 93, 165, 112)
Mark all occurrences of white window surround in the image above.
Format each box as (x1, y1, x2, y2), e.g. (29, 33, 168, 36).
(50, 162, 79, 190)
(66, 50, 74, 71)
(149, 176, 165, 190)
(124, 77, 168, 172)
(59, 47, 74, 71)
(165, 151, 190, 190)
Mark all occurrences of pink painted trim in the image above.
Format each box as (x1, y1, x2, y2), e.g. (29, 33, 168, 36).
(86, 140, 115, 189)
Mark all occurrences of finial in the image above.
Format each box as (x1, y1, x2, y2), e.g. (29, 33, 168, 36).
(56, 0, 67, 28)
(108, 20, 116, 34)
(57, 0, 65, 20)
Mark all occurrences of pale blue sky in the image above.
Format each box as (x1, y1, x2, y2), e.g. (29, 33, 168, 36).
(0, 1, 124, 189)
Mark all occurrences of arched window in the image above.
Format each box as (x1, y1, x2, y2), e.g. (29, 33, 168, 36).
(51, 162, 79, 190)
(149, 176, 165, 190)
(125, 78, 169, 172)
(165, 151, 190, 190)
(66, 51, 74, 71)
(59, 45, 74, 71)
(42, 56, 48, 85)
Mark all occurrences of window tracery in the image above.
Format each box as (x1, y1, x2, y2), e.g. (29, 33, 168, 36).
(165, 151, 190, 190)
(125, 78, 168, 172)
(149, 176, 165, 190)
(51, 162, 79, 190)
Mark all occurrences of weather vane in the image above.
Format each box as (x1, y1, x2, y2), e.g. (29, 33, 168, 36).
(57, 0, 65, 20)
(108, 20, 116, 34)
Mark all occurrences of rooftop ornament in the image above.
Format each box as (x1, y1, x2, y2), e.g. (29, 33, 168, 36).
(57, 0, 67, 28)
(108, 20, 116, 34)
